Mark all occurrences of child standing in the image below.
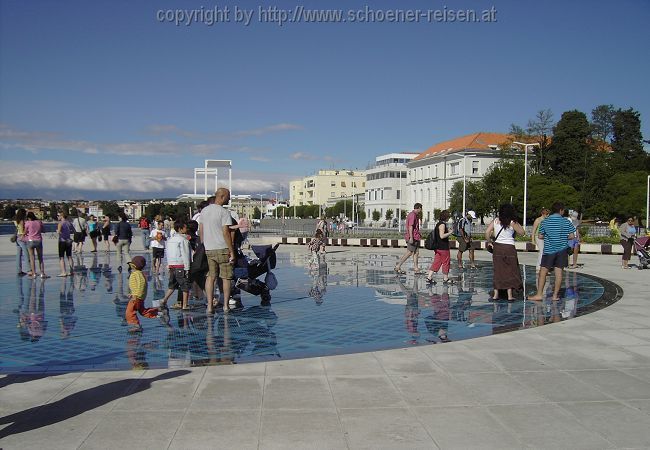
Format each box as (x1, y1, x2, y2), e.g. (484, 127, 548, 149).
(149, 220, 167, 275)
(126, 256, 158, 332)
(308, 229, 326, 266)
(159, 220, 192, 311)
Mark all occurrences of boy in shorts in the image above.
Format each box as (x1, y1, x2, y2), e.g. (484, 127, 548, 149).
(149, 220, 167, 275)
(159, 220, 192, 311)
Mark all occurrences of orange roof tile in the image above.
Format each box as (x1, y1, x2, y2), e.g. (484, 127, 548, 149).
(414, 132, 515, 161)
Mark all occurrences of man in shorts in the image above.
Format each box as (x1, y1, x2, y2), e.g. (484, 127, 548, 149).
(528, 201, 576, 302)
(457, 210, 477, 270)
(394, 203, 423, 274)
(199, 188, 235, 314)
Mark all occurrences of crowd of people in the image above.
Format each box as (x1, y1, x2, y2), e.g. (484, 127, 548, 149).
(387, 201, 645, 303)
(11, 189, 254, 333)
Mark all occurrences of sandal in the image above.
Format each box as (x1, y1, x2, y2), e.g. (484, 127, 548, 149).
(393, 267, 406, 274)
(425, 277, 437, 285)
(413, 270, 425, 275)
(442, 279, 455, 284)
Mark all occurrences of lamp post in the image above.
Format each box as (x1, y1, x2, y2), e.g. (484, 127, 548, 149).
(271, 190, 281, 219)
(513, 141, 540, 226)
(462, 153, 477, 217)
(646, 175, 649, 235)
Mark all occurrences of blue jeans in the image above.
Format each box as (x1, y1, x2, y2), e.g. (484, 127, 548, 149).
(142, 229, 150, 250)
(16, 239, 28, 273)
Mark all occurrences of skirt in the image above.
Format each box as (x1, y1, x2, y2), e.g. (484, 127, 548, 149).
(492, 242, 522, 290)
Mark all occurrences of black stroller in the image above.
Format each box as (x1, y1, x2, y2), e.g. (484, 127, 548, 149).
(191, 243, 280, 306)
(634, 236, 650, 269)
(234, 244, 280, 305)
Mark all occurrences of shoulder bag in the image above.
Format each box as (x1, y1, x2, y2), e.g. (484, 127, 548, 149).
(486, 224, 504, 254)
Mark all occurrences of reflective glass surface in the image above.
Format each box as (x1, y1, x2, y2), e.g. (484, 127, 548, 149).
(0, 249, 621, 373)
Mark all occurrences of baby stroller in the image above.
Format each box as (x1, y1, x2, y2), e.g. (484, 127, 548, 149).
(233, 244, 280, 305)
(634, 236, 650, 269)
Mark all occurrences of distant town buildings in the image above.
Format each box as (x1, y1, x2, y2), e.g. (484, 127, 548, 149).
(290, 169, 366, 208)
(364, 152, 418, 223)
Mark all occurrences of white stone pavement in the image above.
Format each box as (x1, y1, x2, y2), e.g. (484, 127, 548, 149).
(1, 239, 650, 449)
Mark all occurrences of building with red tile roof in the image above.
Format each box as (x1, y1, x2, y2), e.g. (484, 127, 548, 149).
(406, 132, 522, 225)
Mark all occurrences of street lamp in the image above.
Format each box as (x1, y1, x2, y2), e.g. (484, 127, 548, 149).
(462, 153, 477, 217)
(513, 141, 540, 226)
(646, 175, 649, 235)
(271, 190, 281, 219)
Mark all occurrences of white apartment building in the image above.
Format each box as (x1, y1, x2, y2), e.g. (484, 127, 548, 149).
(364, 152, 418, 224)
(290, 169, 366, 207)
(406, 132, 513, 224)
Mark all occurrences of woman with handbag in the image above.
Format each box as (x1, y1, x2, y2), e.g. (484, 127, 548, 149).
(485, 204, 525, 301)
(425, 210, 455, 285)
(13, 208, 28, 276)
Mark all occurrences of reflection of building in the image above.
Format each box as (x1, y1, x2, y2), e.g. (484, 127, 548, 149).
(290, 170, 366, 207)
(364, 152, 418, 224)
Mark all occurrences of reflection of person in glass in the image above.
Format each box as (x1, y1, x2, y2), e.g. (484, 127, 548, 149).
(18, 279, 48, 342)
(561, 270, 579, 319)
(59, 276, 77, 339)
(425, 285, 450, 343)
(308, 263, 328, 305)
(397, 276, 420, 344)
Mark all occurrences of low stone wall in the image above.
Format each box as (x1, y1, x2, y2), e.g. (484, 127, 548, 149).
(254, 236, 625, 255)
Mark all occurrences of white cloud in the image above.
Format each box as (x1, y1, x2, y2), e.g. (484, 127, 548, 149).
(0, 160, 294, 198)
(143, 122, 303, 139)
(0, 124, 226, 156)
(290, 151, 319, 160)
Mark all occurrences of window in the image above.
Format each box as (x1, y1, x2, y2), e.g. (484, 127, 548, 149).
(426, 166, 430, 179)
(352, 181, 357, 188)
(472, 161, 479, 175)
(331, 192, 335, 198)
(434, 165, 438, 178)
(381, 190, 384, 200)
(331, 181, 336, 187)
(419, 168, 423, 180)
(450, 162, 459, 176)
(396, 190, 401, 200)
(341, 181, 346, 187)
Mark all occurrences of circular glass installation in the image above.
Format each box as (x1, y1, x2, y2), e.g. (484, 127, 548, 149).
(0, 249, 622, 373)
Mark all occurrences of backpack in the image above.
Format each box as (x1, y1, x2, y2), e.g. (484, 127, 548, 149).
(424, 227, 438, 250)
(452, 218, 463, 237)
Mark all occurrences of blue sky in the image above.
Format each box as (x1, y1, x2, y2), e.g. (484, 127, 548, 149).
(1, 0, 649, 200)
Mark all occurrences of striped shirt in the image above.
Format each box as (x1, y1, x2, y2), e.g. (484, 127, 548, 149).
(538, 214, 576, 255)
(128, 270, 148, 300)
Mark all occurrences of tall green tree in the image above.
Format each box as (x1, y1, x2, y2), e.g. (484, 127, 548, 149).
(545, 110, 592, 187)
(611, 108, 648, 172)
(591, 104, 615, 143)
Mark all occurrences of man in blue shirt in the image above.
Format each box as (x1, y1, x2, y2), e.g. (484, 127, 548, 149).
(528, 201, 576, 302)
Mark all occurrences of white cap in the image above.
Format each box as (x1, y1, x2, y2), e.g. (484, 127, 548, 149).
(467, 210, 477, 219)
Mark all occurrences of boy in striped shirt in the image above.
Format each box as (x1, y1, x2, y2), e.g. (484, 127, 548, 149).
(528, 202, 576, 302)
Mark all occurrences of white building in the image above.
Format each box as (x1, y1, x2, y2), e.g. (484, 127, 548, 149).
(364, 152, 419, 224)
(406, 132, 514, 224)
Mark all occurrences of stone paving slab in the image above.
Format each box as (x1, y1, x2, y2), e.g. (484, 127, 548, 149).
(2, 248, 650, 449)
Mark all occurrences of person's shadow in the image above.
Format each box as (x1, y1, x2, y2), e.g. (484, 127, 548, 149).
(0, 370, 191, 439)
